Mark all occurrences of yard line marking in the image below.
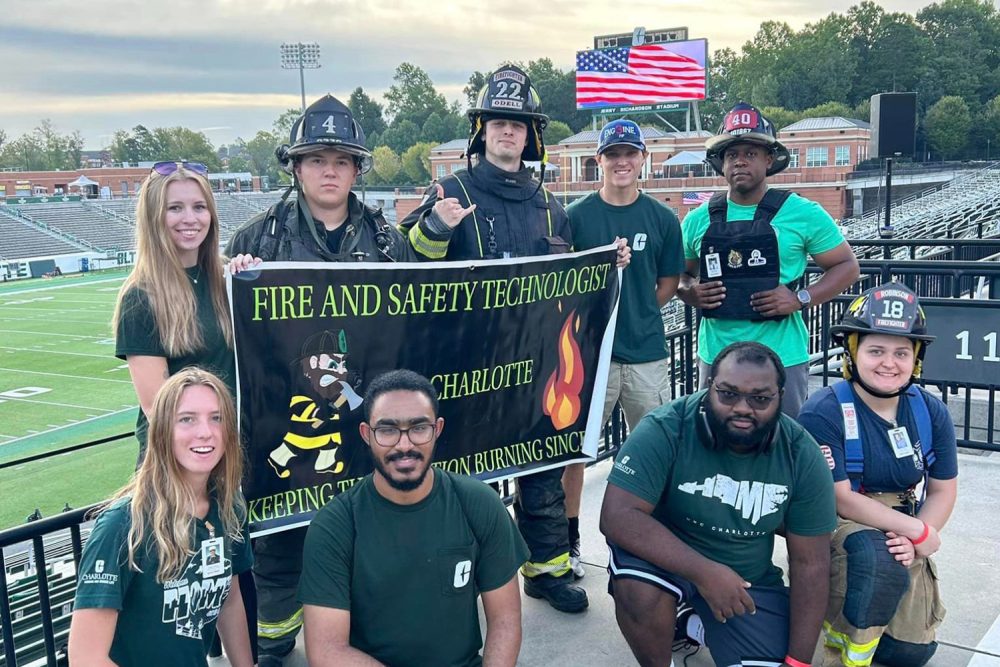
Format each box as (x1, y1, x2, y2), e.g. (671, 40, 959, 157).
(0, 328, 104, 336)
(1, 396, 117, 411)
(0, 367, 132, 383)
(0, 277, 125, 296)
(0, 347, 112, 359)
(0, 407, 136, 447)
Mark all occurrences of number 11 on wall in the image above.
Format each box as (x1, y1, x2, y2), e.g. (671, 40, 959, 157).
(956, 331, 1000, 362)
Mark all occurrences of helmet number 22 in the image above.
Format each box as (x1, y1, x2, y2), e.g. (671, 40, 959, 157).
(494, 81, 522, 99)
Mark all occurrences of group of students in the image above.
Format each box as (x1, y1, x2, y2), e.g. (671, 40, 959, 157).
(62, 62, 956, 667)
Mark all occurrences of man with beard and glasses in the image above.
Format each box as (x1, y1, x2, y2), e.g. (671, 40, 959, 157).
(600, 341, 836, 667)
(298, 370, 529, 667)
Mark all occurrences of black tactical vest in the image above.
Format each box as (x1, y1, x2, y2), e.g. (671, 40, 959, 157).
(699, 189, 791, 321)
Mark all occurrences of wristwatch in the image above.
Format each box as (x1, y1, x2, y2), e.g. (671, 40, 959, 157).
(796, 289, 812, 309)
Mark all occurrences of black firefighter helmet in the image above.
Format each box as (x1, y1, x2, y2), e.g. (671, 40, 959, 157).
(831, 282, 936, 381)
(705, 102, 790, 177)
(467, 65, 549, 163)
(277, 94, 373, 174)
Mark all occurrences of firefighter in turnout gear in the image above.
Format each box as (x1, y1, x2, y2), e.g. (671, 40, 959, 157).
(798, 284, 958, 667)
(678, 101, 859, 417)
(226, 95, 412, 667)
(400, 64, 602, 614)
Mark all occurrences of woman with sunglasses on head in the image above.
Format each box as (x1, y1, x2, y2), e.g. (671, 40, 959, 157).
(798, 283, 957, 667)
(113, 161, 234, 465)
(69, 368, 253, 667)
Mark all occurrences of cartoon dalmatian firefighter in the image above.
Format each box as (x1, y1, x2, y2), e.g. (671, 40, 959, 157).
(268, 329, 363, 478)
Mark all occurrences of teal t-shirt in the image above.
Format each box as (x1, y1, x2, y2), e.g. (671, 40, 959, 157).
(298, 471, 529, 667)
(115, 268, 235, 451)
(569, 191, 685, 363)
(607, 392, 836, 586)
(681, 192, 844, 365)
(74, 498, 253, 667)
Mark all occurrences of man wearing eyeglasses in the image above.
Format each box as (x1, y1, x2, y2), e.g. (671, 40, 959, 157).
(299, 370, 529, 667)
(676, 102, 859, 418)
(600, 341, 836, 667)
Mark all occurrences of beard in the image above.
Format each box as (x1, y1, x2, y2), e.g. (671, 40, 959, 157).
(705, 402, 780, 452)
(372, 448, 432, 492)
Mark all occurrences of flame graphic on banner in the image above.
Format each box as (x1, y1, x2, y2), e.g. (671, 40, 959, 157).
(543, 309, 585, 430)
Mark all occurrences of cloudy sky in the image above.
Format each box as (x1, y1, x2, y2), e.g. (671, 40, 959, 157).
(2, 0, 942, 150)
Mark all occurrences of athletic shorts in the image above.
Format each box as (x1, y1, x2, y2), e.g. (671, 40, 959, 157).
(607, 541, 790, 667)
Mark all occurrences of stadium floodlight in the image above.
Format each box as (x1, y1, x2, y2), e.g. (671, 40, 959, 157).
(280, 42, 322, 114)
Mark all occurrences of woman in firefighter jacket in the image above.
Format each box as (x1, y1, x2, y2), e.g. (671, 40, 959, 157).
(798, 283, 958, 667)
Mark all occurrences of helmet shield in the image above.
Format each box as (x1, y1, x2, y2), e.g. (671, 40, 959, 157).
(467, 65, 549, 162)
(284, 94, 373, 173)
(705, 102, 790, 177)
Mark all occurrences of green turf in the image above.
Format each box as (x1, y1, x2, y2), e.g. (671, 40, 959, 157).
(0, 271, 141, 529)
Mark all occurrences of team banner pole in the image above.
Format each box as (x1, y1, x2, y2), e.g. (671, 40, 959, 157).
(228, 245, 620, 536)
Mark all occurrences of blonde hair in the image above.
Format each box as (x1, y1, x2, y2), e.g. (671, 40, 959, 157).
(112, 166, 232, 355)
(105, 367, 245, 582)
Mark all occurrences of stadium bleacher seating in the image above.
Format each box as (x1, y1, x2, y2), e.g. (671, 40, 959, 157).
(841, 165, 1000, 259)
(0, 208, 85, 259)
(8, 202, 135, 253)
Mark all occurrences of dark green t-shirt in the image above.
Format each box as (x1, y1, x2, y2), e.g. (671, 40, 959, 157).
(115, 267, 234, 449)
(568, 191, 684, 363)
(607, 392, 836, 586)
(298, 471, 529, 667)
(74, 498, 253, 667)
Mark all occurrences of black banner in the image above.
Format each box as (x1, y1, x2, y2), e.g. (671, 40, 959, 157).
(229, 247, 620, 535)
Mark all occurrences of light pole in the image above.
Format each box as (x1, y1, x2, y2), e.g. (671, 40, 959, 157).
(280, 42, 321, 114)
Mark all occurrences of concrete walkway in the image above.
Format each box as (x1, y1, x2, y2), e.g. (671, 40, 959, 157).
(215, 451, 1000, 666)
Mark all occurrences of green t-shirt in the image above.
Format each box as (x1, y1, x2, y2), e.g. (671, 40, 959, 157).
(74, 498, 253, 667)
(298, 470, 529, 667)
(681, 192, 844, 365)
(607, 392, 836, 587)
(569, 191, 685, 363)
(115, 267, 234, 450)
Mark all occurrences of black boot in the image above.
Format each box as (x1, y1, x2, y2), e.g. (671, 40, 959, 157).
(523, 572, 589, 613)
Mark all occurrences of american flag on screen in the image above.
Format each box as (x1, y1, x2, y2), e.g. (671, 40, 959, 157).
(576, 43, 706, 108)
(682, 191, 713, 205)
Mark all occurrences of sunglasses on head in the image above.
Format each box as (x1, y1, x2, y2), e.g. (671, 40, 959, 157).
(151, 161, 208, 176)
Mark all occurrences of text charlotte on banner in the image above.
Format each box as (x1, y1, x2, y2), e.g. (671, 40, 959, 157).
(228, 245, 620, 535)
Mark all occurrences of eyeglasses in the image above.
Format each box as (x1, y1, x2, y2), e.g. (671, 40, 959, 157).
(712, 383, 779, 410)
(151, 161, 208, 177)
(371, 423, 436, 448)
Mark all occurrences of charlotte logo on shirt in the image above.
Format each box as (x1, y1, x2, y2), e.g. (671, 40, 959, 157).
(453, 560, 472, 588)
(678, 474, 789, 526)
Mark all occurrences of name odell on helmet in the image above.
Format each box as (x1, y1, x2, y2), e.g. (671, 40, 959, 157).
(467, 65, 549, 163)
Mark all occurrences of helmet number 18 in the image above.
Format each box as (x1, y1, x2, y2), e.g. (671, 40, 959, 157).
(882, 300, 905, 319)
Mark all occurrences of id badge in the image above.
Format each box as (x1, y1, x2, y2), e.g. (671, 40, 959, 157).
(201, 537, 225, 578)
(888, 427, 914, 458)
(705, 252, 722, 278)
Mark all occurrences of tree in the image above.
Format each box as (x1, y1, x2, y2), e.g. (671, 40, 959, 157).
(0, 129, 6, 153)
(372, 145, 401, 183)
(245, 130, 283, 188)
(759, 106, 800, 132)
(0, 120, 83, 171)
(272, 108, 301, 137)
(977, 94, 1000, 157)
(464, 71, 487, 108)
(380, 120, 421, 155)
(401, 142, 434, 183)
(151, 127, 221, 170)
(348, 87, 387, 141)
(384, 63, 449, 128)
(544, 120, 573, 146)
(800, 102, 854, 120)
(917, 0, 1000, 104)
(925, 95, 972, 159)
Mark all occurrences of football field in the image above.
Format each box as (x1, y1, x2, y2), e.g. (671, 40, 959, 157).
(0, 270, 139, 529)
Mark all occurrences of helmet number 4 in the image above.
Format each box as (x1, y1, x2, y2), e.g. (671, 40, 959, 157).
(494, 81, 522, 99)
(322, 115, 338, 134)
